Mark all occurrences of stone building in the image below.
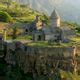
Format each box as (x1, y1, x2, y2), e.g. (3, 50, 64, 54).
(14, 9, 75, 41)
(33, 30, 45, 41)
(32, 9, 75, 41)
(21, 15, 39, 35)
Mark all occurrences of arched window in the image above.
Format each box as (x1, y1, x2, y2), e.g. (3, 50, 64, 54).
(38, 35, 42, 41)
(25, 29, 28, 33)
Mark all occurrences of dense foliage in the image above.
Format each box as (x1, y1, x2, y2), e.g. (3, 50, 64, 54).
(0, 11, 12, 22)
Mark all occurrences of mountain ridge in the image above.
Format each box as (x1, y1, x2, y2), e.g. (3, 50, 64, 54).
(14, 0, 80, 23)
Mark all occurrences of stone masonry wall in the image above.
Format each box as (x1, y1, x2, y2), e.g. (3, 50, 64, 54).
(5, 42, 80, 74)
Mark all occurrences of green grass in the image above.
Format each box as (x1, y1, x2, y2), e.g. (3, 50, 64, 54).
(71, 37, 80, 42)
(0, 3, 6, 8)
(71, 37, 80, 44)
(0, 2, 48, 23)
(16, 35, 32, 40)
(6, 35, 32, 41)
(60, 70, 80, 80)
(26, 41, 74, 48)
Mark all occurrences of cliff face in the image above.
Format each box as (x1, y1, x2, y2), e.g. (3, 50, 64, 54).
(5, 42, 79, 73)
(26, 46, 75, 58)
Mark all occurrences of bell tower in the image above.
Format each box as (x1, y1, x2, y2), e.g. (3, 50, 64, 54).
(50, 10, 60, 28)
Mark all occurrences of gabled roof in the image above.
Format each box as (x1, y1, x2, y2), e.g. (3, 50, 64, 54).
(50, 10, 60, 20)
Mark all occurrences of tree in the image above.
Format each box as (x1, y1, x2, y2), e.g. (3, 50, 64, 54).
(0, 11, 12, 22)
(3, 0, 12, 9)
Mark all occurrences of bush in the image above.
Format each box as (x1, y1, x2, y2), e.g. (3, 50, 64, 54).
(0, 11, 12, 22)
(76, 27, 80, 33)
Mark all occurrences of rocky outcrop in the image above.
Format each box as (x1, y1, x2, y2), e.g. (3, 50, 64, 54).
(5, 42, 80, 75)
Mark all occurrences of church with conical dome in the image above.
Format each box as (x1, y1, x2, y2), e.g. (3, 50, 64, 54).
(50, 10, 60, 28)
(32, 9, 75, 42)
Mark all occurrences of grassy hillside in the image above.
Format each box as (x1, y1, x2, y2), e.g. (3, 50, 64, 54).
(60, 70, 80, 80)
(0, 2, 80, 41)
(0, 2, 49, 24)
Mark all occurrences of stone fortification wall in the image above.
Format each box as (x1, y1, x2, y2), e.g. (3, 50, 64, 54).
(5, 42, 79, 74)
(26, 46, 75, 58)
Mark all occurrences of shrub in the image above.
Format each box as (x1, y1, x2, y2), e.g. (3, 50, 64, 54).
(76, 27, 80, 33)
(0, 11, 12, 22)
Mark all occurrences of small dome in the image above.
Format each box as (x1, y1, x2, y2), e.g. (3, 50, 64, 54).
(50, 10, 60, 20)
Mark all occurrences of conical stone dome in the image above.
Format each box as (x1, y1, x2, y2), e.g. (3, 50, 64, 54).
(50, 10, 60, 20)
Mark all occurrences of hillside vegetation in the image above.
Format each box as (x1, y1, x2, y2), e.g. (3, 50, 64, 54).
(0, 1, 79, 32)
(0, 1, 80, 80)
(0, 1, 49, 24)
(0, 11, 12, 22)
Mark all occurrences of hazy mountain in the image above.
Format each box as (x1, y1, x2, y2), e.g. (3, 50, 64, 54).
(15, 0, 80, 23)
